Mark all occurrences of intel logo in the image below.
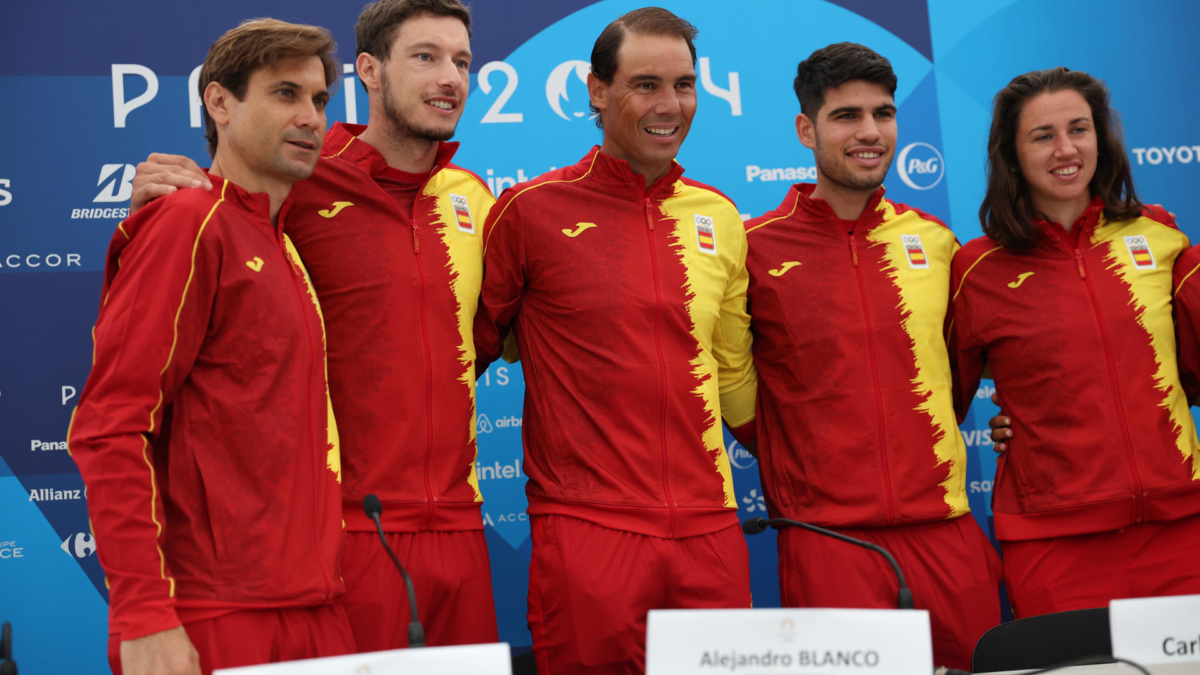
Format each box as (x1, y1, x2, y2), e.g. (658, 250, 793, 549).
(896, 142, 944, 191)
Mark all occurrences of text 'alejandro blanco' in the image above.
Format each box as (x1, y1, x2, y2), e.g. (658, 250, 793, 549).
(699, 648, 881, 670)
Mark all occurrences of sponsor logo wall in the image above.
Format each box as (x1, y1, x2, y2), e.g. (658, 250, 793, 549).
(2, 0, 1197, 671)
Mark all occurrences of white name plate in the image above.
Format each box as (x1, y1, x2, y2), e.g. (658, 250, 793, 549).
(213, 642, 512, 675)
(1111, 594, 1200, 666)
(646, 608, 932, 674)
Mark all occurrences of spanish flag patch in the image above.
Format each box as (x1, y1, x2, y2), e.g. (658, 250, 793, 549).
(902, 234, 930, 269)
(1123, 235, 1156, 270)
(695, 214, 717, 255)
(450, 193, 474, 234)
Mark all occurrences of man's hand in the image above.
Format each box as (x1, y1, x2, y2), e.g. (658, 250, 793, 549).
(120, 625, 202, 675)
(130, 154, 211, 215)
(987, 392, 1011, 453)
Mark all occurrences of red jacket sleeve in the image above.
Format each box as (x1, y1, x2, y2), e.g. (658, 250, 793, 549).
(68, 198, 221, 641)
(474, 194, 526, 372)
(947, 249, 987, 424)
(1174, 246, 1200, 405)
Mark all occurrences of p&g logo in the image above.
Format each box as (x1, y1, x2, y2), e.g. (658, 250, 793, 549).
(896, 142, 944, 191)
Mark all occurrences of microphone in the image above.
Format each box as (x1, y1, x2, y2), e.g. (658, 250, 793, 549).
(362, 495, 425, 648)
(743, 517, 914, 610)
(1, 621, 16, 675)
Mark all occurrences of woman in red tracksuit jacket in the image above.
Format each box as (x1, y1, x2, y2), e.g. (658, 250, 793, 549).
(949, 67, 1200, 619)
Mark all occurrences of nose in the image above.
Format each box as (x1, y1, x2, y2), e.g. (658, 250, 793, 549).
(294, 97, 323, 131)
(653, 88, 683, 117)
(855, 117, 882, 144)
(436, 58, 465, 91)
(1052, 132, 1077, 157)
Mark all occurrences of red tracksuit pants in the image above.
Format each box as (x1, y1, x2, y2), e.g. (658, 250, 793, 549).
(777, 515, 1002, 671)
(107, 604, 355, 675)
(527, 515, 752, 675)
(1002, 511, 1200, 619)
(340, 529, 498, 651)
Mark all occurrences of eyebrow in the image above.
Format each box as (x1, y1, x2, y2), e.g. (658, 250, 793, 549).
(1028, 117, 1090, 135)
(410, 41, 473, 58)
(268, 80, 330, 98)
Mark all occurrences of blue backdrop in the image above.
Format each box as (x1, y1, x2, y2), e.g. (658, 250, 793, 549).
(3, 1, 1199, 671)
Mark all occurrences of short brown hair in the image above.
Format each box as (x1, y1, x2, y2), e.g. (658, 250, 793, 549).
(980, 67, 1142, 251)
(355, 0, 472, 61)
(794, 43, 896, 120)
(588, 7, 698, 129)
(200, 18, 339, 158)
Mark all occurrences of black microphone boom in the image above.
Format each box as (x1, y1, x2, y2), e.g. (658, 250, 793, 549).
(742, 517, 915, 610)
(363, 494, 426, 648)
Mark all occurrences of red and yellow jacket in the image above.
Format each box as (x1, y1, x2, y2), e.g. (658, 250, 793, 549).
(1172, 245, 1200, 404)
(743, 184, 969, 528)
(950, 197, 1200, 540)
(294, 123, 494, 532)
(69, 176, 344, 642)
(473, 147, 758, 538)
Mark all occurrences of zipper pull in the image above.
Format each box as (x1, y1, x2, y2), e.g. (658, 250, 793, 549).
(1074, 249, 1086, 279)
(849, 235, 859, 267)
(645, 198, 654, 230)
(412, 225, 420, 254)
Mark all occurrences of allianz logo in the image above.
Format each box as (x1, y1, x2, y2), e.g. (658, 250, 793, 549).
(477, 414, 521, 434)
(29, 488, 83, 501)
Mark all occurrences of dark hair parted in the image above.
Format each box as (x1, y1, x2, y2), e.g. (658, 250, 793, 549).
(588, 7, 699, 129)
(200, 18, 339, 158)
(793, 42, 896, 120)
(980, 67, 1142, 251)
(356, 0, 472, 60)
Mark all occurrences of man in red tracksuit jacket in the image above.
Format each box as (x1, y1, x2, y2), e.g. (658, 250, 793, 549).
(739, 44, 1000, 671)
(70, 21, 353, 675)
(129, 1, 499, 652)
(473, 9, 757, 674)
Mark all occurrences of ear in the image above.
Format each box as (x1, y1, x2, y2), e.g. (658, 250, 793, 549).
(587, 72, 609, 118)
(795, 113, 817, 150)
(204, 81, 233, 129)
(356, 53, 382, 93)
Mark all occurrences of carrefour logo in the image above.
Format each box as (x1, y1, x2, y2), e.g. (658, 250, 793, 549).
(896, 142, 944, 191)
(61, 532, 96, 559)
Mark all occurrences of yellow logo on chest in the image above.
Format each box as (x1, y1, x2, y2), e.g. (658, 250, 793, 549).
(318, 201, 354, 218)
(768, 262, 801, 277)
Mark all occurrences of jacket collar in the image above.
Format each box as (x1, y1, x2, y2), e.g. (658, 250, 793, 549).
(203, 172, 298, 237)
(581, 146, 687, 197)
(322, 122, 459, 180)
(1034, 195, 1105, 248)
(782, 183, 889, 232)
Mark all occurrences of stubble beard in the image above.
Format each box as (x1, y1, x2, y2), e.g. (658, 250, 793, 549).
(814, 137, 890, 193)
(381, 71, 456, 144)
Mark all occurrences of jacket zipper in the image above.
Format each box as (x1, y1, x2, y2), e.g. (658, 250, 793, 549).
(643, 195, 677, 537)
(280, 222, 334, 601)
(413, 218, 438, 531)
(1070, 244, 1145, 522)
(848, 230, 896, 525)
